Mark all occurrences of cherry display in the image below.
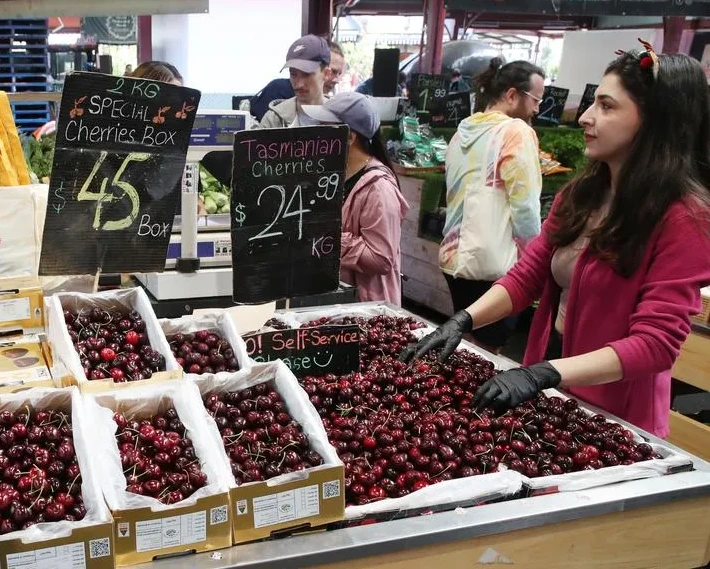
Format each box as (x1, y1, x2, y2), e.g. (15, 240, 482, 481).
(113, 408, 208, 504)
(0, 407, 86, 534)
(298, 314, 660, 507)
(167, 330, 240, 375)
(202, 383, 323, 484)
(63, 307, 166, 382)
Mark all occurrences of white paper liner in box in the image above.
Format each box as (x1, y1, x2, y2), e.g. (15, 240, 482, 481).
(519, 388, 693, 493)
(0, 387, 112, 544)
(83, 381, 231, 512)
(344, 469, 522, 520)
(46, 287, 180, 382)
(0, 184, 47, 280)
(283, 304, 408, 327)
(159, 311, 252, 372)
(187, 361, 342, 489)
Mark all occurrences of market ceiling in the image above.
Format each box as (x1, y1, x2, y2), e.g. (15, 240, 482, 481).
(349, 0, 709, 16)
(0, 0, 208, 17)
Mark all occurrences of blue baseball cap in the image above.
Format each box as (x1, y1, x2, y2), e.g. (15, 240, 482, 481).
(282, 35, 330, 74)
(302, 92, 381, 140)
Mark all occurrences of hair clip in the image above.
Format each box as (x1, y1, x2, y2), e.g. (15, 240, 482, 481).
(615, 39, 659, 80)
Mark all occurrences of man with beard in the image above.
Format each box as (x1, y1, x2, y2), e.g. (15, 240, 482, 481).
(439, 58, 545, 354)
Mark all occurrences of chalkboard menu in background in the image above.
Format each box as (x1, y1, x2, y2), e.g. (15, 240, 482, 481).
(533, 86, 570, 127)
(39, 72, 201, 275)
(231, 125, 349, 304)
(574, 83, 598, 124)
(243, 325, 361, 377)
(372, 48, 400, 97)
(446, 0, 709, 16)
(409, 73, 449, 125)
(444, 91, 472, 127)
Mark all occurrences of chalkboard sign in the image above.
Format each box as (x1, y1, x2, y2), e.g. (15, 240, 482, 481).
(574, 83, 598, 125)
(444, 91, 472, 127)
(533, 86, 570, 127)
(39, 72, 201, 275)
(231, 125, 349, 304)
(243, 325, 361, 377)
(409, 73, 449, 125)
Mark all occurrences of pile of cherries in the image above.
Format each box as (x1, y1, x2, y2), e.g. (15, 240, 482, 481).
(167, 330, 240, 375)
(299, 315, 660, 506)
(113, 408, 208, 504)
(0, 407, 86, 534)
(63, 306, 166, 382)
(203, 383, 323, 484)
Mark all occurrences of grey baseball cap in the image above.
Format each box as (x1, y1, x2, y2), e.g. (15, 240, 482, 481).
(282, 35, 330, 74)
(302, 92, 381, 140)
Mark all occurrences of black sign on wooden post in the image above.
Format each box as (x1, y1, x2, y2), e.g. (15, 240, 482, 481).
(39, 72, 201, 275)
(242, 325, 361, 377)
(574, 83, 598, 125)
(409, 73, 449, 125)
(533, 86, 570, 127)
(230, 125, 349, 304)
(444, 91, 472, 127)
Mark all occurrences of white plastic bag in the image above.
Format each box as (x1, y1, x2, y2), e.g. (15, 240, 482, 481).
(0, 184, 48, 279)
(83, 381, 231, 512)
(188, 361, 342, 489)
(159, 311, 252, 373)
(45, 287, 180, 383)
(0, 387, 112, 544)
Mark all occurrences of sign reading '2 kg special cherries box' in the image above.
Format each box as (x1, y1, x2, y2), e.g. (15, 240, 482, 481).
(39, 72, 201, 276)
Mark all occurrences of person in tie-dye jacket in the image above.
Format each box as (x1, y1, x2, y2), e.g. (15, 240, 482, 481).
(440, 59, 545, 352)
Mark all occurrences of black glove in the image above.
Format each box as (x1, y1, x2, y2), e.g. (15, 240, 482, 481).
(473, 362, 562, 412)
(399, 310, 473, 363)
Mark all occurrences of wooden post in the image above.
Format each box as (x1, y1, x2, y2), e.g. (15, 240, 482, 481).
(422, 0, 446, 74)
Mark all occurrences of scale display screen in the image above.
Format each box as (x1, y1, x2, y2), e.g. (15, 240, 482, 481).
(190, 113, 246, 146)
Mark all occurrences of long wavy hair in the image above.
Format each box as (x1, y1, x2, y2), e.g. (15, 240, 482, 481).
(550, 52, 710, 277)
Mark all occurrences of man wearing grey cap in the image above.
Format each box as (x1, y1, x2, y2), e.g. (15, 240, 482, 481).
(260, 35, 330, 129)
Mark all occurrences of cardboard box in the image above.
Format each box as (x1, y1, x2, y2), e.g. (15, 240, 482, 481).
(0, 387, 115, 569)
(692, 286, 710, 325)
(45, 287, 182, 392)
(189, 361, 345, 544)
(83, 382, 232, 566)
(0, 284, 44, 334)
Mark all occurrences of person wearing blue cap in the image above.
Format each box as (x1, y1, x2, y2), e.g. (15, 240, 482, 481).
(302, 92, 410, 305)
(260, 35, 331, 128)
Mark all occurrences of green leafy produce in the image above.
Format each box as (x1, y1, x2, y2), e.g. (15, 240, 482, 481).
(199, 164, 230, 216)
(21, 133, 55, 181)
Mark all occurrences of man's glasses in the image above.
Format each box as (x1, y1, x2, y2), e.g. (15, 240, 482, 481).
(522, 91, 543, 105)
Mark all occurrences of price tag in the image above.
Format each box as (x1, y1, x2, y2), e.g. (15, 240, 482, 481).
(243, 324, 361, 377)
(230, 125, 349, 304)
(39, 72, 201, 275)
(409, 73, 449, 124)
(574, 83, 598, 125)
(444, 92, 472, 127)
(533, 86, 570, 127)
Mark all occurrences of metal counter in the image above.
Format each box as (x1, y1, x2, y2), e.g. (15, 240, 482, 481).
(126, 302, 710, 569)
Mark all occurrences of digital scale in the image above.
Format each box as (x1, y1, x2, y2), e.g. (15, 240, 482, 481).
(134, 109, 250, 301)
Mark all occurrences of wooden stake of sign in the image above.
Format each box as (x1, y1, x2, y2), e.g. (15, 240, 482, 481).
(230, 125, 350, 304)
(38, 72, 201, 276)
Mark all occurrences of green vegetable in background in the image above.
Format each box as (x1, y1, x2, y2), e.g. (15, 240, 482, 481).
(204, 196, 218, 214)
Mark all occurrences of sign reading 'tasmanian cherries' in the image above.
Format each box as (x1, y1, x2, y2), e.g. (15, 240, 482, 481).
(39, 71, 201, 275)
(242, 325, 361, 377)
(230, 125, 349, 304)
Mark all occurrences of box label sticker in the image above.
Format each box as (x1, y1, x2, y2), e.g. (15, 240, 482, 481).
(118, 522, 130, 538)
(89, 538, 111, 559)
(252, 484, 320, 529)
(135, 511, 207, 553)
(0, 298, 30, 324)
(7, 542, 86, 569)
(210, 505, 228, 525)
(236, 499, 248, 516)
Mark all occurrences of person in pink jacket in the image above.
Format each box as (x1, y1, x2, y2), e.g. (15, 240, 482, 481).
(401, 43, 710, 438)
(303, 92, 409, 305)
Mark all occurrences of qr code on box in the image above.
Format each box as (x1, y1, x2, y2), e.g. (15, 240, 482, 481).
(210, 505, 228, 525)
(323, 480, 341, 499)
(89, 537, 111, 559)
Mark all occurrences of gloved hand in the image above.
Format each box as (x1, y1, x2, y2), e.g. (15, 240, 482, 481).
(399, 310, 472, 363)
(473, 361, 562, 412)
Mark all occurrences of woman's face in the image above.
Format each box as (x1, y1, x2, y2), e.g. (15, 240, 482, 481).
(579, 73, 643, 165)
